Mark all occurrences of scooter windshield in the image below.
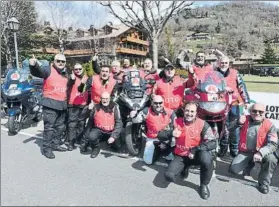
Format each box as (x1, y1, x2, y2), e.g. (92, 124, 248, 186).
(196, 71, 226, 93)
(5, 69, 30, 83)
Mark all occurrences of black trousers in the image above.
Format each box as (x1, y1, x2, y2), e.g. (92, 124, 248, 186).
(165, 151, 214, 185)
(42, 106, 66, 150)
(88, 128, 121, 150)
(67, 107, 86, 144)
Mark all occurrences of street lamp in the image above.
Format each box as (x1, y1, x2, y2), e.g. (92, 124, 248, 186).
(7, 17, 20, 69)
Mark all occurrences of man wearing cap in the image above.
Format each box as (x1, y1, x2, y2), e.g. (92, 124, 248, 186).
(67, 63, 89, 151)
(153, 63, 186, 116)
(29, 54, 68, 159)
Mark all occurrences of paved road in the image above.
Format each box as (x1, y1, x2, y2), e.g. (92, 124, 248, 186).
(1, 117, 279, 206)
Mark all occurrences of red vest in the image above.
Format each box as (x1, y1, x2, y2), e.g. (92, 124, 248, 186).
(93, 107, 115, 132)
(239, 116, 274, 152)
(186, 64, 213, 88)
(174, 118, 205, 156)
(43, 66, 68, 101)
(155, 76, 185, 110)
(68, 77, 88, 106)
(146, 108, 173, 138)
(224, 68, 243, 104)
(91, 75, 116, 104)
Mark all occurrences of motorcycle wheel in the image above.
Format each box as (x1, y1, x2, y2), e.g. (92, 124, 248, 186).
(125, 122, 142, 156)
(8, 116, 21, 134)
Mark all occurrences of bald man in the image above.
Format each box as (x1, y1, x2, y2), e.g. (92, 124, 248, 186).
(85, 92, 123, 158)
(215, 56, 251, 157)
(132, 95, 176, 164)
(230, 103, 278, 194)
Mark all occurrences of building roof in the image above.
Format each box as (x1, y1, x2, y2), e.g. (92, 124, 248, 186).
(67, 24, 130, 42)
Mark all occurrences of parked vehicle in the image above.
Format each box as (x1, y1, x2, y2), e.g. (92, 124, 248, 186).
(1, 60, 46, 134)
(184, 71, 231, 166)
(116, 69, 156, 156)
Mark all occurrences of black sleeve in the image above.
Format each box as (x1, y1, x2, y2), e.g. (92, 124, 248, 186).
(92, 60, 101, 75)
(110, 83, 118, 100)
(29, 63, 50, 79)
(78, 77, 92, 92)
(190, 122, 217, 154)
(68, 78, 75, 87)
(111, 106, 123, 139)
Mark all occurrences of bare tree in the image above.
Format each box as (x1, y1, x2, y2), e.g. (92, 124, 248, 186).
(99, 1, 193, 69)
(44, 1, 76, 54)
(1, 1, 37, 65)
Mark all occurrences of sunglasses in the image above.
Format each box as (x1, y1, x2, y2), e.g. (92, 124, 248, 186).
(221, 62, 228, 64)
(197, 56, 204, 58)
(56, 60, 66, 63)
(165, 68, 174, 71)
(251, 109, 264, 115)
(153, 102, 163, 105)
(74, 68, 82, 71)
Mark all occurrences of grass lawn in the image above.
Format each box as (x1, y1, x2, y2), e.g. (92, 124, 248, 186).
(242, 75, 279, 93)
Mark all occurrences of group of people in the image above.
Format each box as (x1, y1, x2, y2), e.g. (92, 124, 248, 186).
(28, 50, 279, 200)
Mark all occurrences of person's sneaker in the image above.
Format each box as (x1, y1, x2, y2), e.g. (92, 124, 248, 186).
(258, 184, 270, 194)
(165, 152, 174, 161)
(90, 148, 101, 158)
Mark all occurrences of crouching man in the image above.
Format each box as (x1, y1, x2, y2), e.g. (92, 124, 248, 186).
(164, 101, 216, 200)
(87, 92, 123, 158)
(130, 95, 176, 165)
(230, 103, 278, 194)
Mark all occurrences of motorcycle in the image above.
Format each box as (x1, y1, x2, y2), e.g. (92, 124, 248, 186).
(1, 61, 45, 134)
(184, 71, 231, 159)
(116, 69, 156, 156)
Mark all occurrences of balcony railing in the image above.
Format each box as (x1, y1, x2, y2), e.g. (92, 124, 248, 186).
(121, 37, 149, 46)
(38, 48, 113, 55)
(115, 48, 147, 56)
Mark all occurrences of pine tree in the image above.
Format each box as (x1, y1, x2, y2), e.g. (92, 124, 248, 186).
(261, 42, 278, 64)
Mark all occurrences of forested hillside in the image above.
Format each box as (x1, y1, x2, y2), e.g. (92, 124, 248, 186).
(159, 1, 279, 60)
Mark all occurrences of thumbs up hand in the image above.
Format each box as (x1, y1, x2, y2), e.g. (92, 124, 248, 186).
(70, 70, 76, 80)
(173, 128, 182, 138)
(29, 54, 37, 66)
(81, 75, 88, 84)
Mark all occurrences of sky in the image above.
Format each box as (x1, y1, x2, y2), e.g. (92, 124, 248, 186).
(35, 1, 279, 29)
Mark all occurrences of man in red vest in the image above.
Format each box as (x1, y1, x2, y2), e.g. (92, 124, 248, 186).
(86, 92, 123, 158)
(29, 54, 68, 159)
(215, 56, 251, 157)
(153, 63, 186, 116)
(177, 49, 224, 88)
(131, 95, 176, 165)
(164, 101, 216, 200)
(67, 63, 89, 151)
(230, 103, 278, 194)
(78, 65, 117, 108)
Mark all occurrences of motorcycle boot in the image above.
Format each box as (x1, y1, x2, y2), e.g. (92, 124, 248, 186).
(43, 148, 55, 159)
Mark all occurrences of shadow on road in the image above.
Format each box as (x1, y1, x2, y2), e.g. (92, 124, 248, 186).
(131, 160, 200, 195)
